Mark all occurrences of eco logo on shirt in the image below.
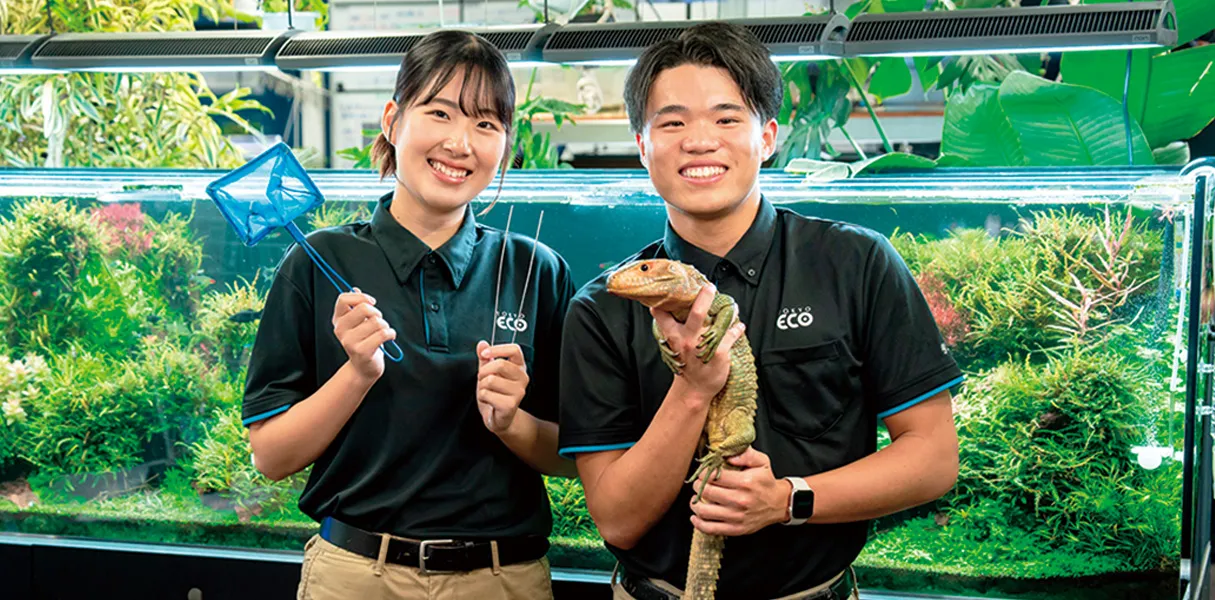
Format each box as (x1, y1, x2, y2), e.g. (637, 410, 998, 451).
(495, 311, 529, 334)
(776, 306, 814, 331)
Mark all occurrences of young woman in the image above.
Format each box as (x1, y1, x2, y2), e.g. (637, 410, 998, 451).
(241, 30, 577, 600)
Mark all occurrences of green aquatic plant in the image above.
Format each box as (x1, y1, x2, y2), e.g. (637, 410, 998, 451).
(545, 476, 596, 540)
(196, 275, 266, 381)
(189, 402, 306, 520)
(137, 211, 208, 322)
(0, 198, 153, 356)
(892, 207, 1163, 370)
(127, 336, 225, 465)
(306, 202, 373, 231)
(20, 349, 151, 476)
(0, 353, 48, 478)
(948, 346, 1179, 570)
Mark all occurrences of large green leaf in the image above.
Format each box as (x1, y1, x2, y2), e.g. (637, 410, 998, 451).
(851, 152, 936, 174)
(914, 56, 941, 91)
(783, 152, 936, 179)
(997, 71, 1154, 166)
(1141, 44, 1215, 147)
(941, 83, 1026, 166)
(869, 58, 913, 101)
(873, 0, 924, 12)
(1059, 48, 1156, 124)
(1172, 0, 1215, 46)
(1061, 44, 1215, 147)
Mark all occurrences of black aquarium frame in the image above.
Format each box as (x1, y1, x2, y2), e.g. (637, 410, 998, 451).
(1180, 158, 1215, 600)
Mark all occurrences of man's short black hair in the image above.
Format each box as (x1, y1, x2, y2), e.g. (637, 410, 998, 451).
(623, 21, 783, 134)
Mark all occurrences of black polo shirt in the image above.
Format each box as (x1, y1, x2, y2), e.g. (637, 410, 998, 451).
(242, 192, 575, 540)
(557, 197, 964, 598)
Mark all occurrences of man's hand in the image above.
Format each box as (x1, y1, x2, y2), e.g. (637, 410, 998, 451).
(476, 341, 529, 433)
(688, 447, 791, 537)
(651, 284, 744, 410)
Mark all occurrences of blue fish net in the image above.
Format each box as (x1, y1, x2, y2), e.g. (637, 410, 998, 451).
(206, 142, 403, 362)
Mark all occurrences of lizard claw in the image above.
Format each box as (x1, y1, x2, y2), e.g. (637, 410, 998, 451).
(686, 450, 727, 504)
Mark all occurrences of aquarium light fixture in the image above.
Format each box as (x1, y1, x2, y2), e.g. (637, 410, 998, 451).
(541, 14, 847, 64)
(274, 25, 553, 71)
(28, 30, 296, 73)
(0, 34, 52, 72)
(843, 0, 1178, 58)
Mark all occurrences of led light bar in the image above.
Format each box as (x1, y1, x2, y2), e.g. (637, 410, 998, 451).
(275, 24, 554, 71)
(29, 30, 296, 72)
(844, 0, 1177, 57)
(542, 14, 848, 64)
(0, 34, 53, 72)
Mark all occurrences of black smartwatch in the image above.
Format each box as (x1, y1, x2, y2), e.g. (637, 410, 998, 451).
(783, 477, 814, 525)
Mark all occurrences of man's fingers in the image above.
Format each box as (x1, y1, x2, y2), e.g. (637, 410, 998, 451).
(684, 284, 716, 333)
(698, 467, 751, 491)
(695, 481, 751, 510)
(714, 322, 746, 360)
(690, 515, 739, 537)
(689, 498, 738, 523)
(650, 307, 680, 341)
(724, 447, 767, 469)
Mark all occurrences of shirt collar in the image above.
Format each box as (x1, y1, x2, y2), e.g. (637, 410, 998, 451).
(661, 195, 777, 286)
(369, 192, 479, 287)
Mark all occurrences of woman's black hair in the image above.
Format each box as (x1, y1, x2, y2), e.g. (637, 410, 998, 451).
(372, 30, 516, 212)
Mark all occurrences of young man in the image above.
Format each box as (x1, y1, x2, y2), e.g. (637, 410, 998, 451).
(557, 21, 963, 600)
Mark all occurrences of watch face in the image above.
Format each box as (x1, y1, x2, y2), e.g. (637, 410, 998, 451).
(791, 489, 815, 520)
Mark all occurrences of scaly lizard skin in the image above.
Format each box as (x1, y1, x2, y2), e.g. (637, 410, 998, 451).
(606, 258, 758, 600)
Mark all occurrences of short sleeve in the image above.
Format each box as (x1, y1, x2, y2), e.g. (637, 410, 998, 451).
(520, 255, 577, 424)
(557, 291, 640, 457)
(241, 246, 318, 426)
(860, 234, 964, 419)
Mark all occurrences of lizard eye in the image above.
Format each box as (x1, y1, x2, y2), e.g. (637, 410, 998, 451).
(640, 264, 649, 272)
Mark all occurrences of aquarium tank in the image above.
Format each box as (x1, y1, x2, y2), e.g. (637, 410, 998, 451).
(0, 163, 1210, 600)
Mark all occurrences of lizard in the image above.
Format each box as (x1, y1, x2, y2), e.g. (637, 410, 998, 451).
(605, 258, 758, 600)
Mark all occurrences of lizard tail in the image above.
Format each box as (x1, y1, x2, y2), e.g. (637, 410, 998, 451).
(681, 529, 725, 600)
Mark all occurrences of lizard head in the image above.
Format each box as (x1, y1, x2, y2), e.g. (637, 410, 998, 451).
(606, 259, 708, 311)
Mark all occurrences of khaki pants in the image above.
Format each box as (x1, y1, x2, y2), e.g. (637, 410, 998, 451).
(297, 534, 554, 600)
(610, 566, 860, 600)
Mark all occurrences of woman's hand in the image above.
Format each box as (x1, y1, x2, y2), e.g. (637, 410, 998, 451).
(332, 288, 396, 383)
(476, 341, 529, 433)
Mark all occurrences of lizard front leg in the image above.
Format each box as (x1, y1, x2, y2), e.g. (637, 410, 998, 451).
(696, 294, 737, 363)
(687, 405, 757, 503)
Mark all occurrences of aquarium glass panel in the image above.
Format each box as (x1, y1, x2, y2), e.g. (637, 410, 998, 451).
(0, 166, 1198, 599)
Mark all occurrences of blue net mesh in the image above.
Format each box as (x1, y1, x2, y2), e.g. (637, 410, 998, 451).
(205, 142, 323, 247)
(205, 142, 403, 362)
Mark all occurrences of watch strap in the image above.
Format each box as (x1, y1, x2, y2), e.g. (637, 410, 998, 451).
(784, 476, 811, 526)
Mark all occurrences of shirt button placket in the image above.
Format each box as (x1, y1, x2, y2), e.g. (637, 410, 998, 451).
(424, 255, 450, 350)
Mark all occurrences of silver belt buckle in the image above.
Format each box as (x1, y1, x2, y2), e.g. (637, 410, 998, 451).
(418, 538, 455, 575)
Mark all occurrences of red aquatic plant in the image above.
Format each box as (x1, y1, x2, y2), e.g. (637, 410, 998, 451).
(917, 272, 970, 347)
(92, 203, 153, 256)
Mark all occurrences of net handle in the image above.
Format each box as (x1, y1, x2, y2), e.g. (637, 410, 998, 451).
(285, 222, 405, 363)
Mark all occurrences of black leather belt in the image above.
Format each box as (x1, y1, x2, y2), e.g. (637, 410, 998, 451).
(319, 517, 549, 574)
(620, 567, 856, 600)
